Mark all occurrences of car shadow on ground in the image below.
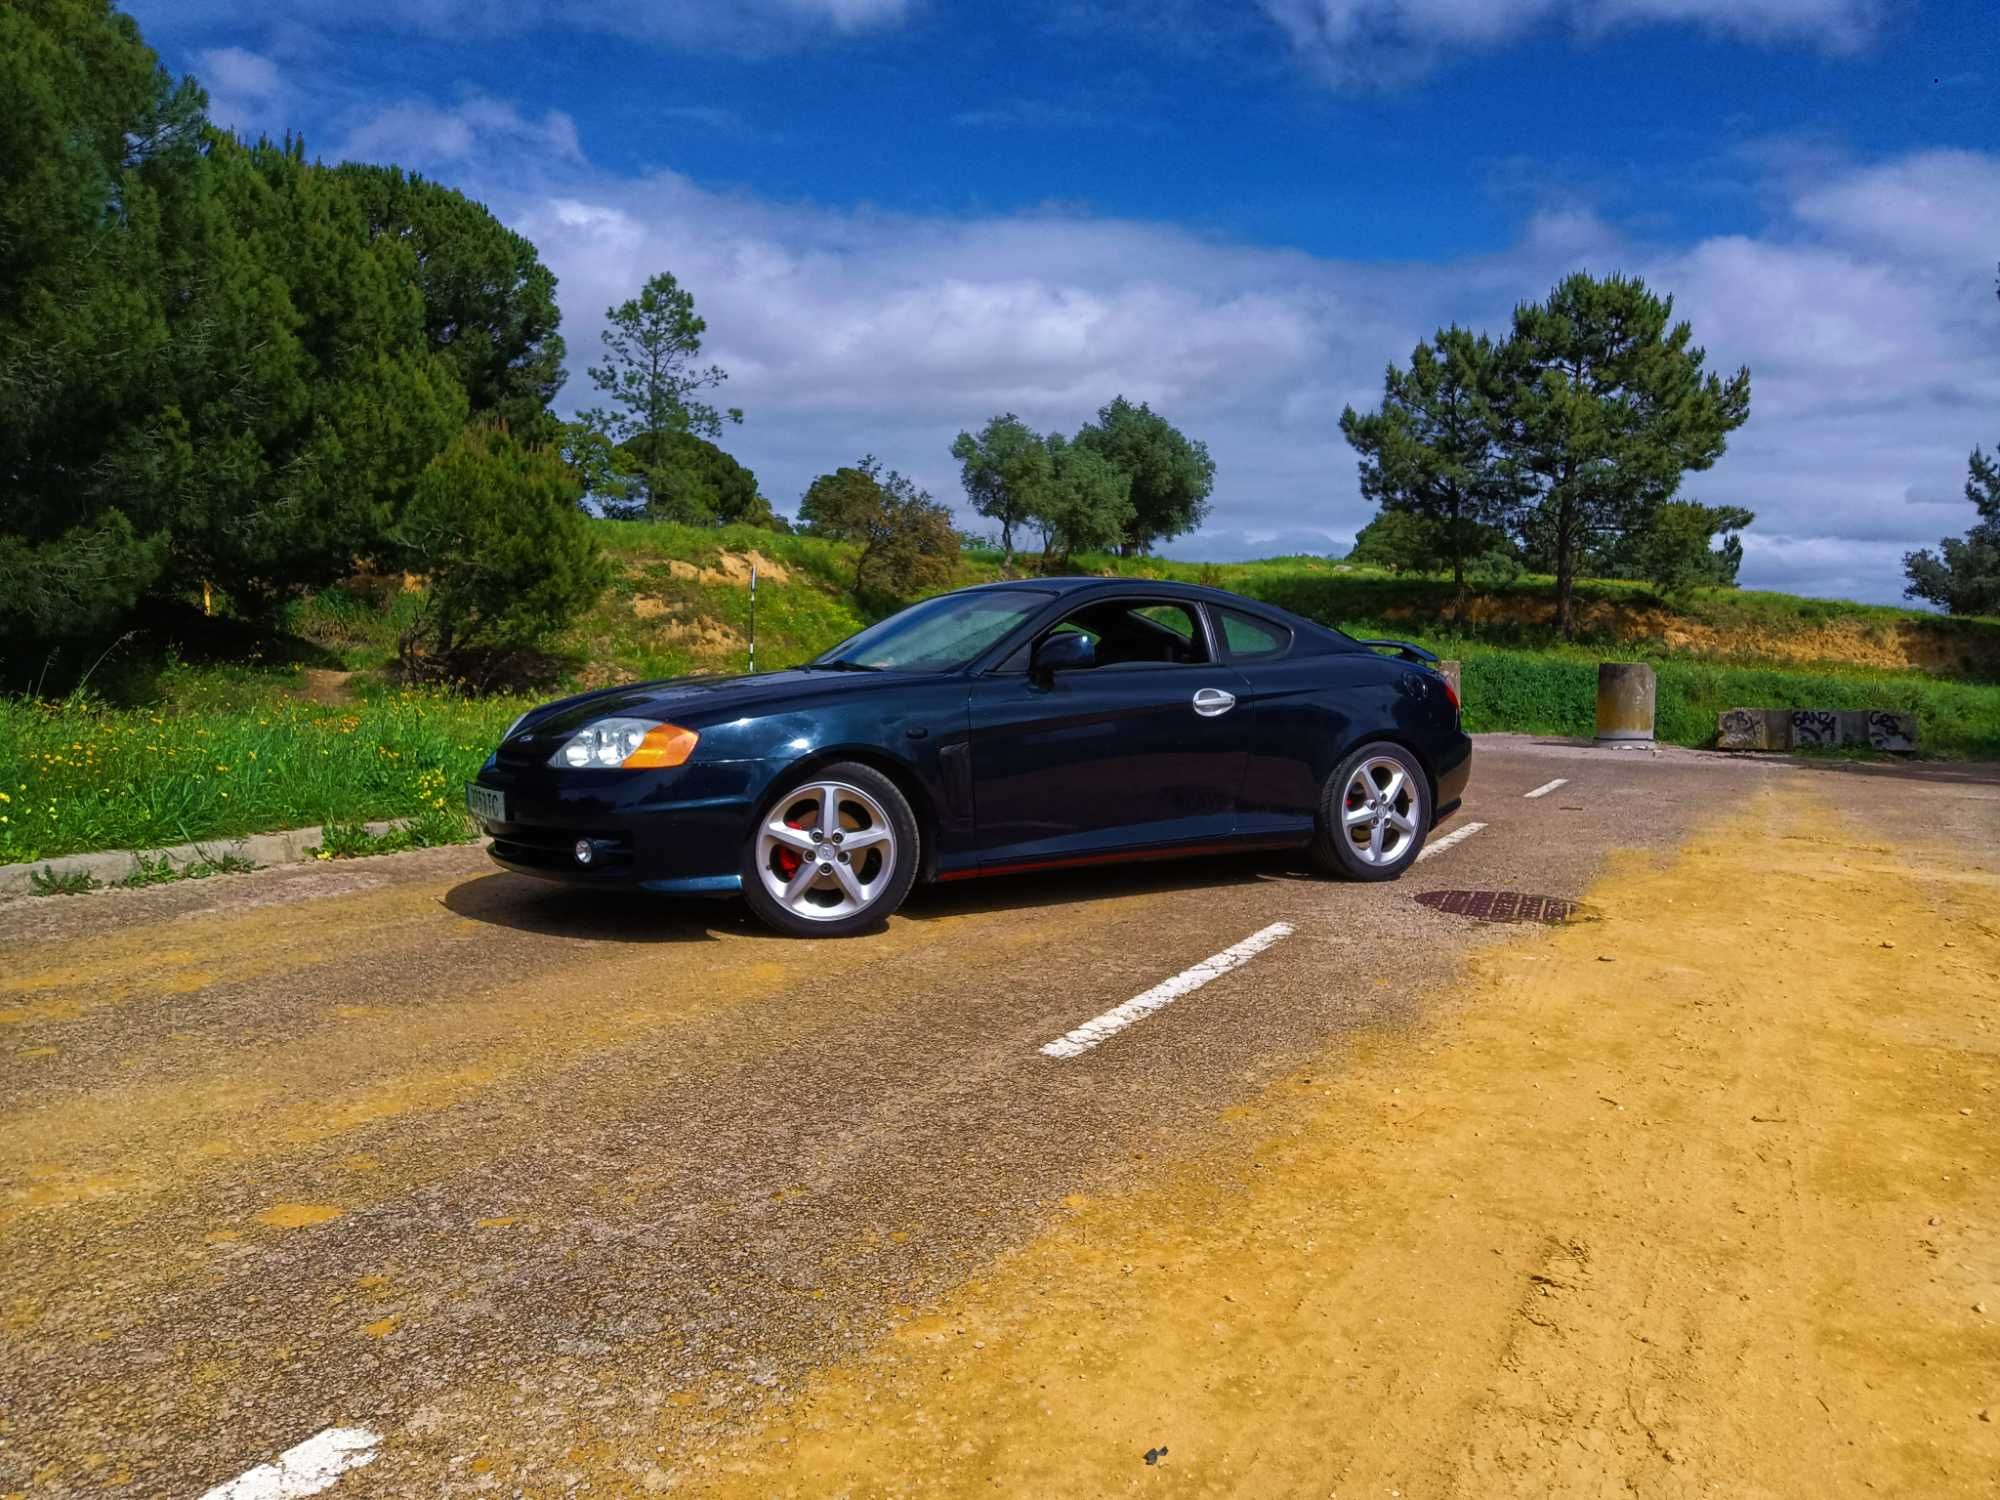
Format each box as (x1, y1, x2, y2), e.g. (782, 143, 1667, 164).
(442, 872, 752, 942)
(443, 852, 1311, 942)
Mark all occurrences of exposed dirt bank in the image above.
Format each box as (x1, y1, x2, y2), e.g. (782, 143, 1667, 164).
(1384, 593, 2000, 677)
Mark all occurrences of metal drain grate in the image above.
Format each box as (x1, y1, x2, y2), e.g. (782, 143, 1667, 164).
(1415, 889, 1589, 925)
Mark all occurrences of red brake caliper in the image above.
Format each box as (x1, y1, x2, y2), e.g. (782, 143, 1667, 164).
(775, 810, 812, 878)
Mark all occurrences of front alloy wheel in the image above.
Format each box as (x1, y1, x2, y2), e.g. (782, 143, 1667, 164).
(742, 762, 919, 936)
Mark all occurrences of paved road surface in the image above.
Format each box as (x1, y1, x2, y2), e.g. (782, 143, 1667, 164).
(3, 735, 1995, 1496)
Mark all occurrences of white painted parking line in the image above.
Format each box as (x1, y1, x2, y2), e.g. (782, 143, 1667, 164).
(1417, 821, 1488, 862)
(1523, 778, 1568, 799)
(1041, 922, 1294, 1060)
(197, 1428, 380, 1500)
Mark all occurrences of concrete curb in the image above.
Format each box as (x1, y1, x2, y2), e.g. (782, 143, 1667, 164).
(0, 818, 412, 897)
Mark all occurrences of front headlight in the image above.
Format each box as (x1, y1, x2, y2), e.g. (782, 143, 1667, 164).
(549, 717, 699, 770)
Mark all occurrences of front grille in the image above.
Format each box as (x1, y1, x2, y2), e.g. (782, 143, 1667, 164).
(490, 826, 634, 872)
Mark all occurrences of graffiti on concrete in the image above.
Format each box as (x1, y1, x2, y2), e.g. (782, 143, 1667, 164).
(1718, 709, 1760, 749)
(1718, 707, 1917, 753)
(1866, 711, 1917, 753)
(1791, 710, 1839, 748)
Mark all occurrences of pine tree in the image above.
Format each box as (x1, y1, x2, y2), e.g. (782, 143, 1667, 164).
(1340, 327, 1522, 624)
(582, 272, 740, 443)
(1499, 274, 1751, 639)
(1904, 447, 2000, 615)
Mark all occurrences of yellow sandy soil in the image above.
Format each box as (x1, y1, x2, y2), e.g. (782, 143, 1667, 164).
(660, 790, 2000, 1497)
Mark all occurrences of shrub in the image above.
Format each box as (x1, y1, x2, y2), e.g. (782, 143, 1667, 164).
(396, 424, 612, 679)
(798, 457, 957, 601)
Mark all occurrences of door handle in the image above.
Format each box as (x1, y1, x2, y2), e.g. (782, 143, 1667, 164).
(1192, 687, 1236, 718)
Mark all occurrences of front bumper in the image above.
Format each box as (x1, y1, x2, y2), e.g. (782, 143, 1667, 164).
(469, 757, 780, 895)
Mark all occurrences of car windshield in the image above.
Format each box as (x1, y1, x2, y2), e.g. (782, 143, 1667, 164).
(813, 589, 1052, 672)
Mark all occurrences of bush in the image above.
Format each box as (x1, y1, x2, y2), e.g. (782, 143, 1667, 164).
(396, 424, 612, 679)
(798, 457, 957, 601)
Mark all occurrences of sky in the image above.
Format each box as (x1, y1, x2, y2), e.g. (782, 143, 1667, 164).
(130, 0, 1999, 603)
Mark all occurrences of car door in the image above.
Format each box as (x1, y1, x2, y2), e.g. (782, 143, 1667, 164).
(966, 597, 1255, 869)
(1208, 601, 1338, 836)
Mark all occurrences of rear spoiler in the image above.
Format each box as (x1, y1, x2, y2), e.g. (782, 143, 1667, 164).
(1355, 638, 1439, 666)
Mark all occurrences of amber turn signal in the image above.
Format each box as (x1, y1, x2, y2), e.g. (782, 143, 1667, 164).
(620, 723, 699, 769)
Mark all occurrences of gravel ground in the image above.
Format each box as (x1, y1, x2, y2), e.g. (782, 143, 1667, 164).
(1, 735, 1994, 1496)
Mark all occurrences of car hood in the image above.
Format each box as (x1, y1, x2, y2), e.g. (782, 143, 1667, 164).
(505, 668, 931, 749)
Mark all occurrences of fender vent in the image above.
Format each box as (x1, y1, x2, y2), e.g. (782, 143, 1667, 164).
(1415, 889, 1592, 925)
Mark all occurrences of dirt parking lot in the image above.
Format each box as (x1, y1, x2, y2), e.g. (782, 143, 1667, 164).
(2, 736, 1996, 1497)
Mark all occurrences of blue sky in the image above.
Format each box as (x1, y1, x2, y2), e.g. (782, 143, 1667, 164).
(133, 0, 1999, 601)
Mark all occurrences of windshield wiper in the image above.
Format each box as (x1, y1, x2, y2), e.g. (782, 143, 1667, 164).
(799, 659, 881, 672)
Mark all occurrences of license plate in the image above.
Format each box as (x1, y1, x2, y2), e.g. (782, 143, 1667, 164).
(466, 783, 505, 825)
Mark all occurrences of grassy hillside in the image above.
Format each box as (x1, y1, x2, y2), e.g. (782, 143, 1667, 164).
(551, 522, 2000, 682)
(278, 522, 2000, 766)
(4, 521, 1997, 869)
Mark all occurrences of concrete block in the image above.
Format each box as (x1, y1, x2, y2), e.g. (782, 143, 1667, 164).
(1789, 709, 1842, 749)
(1866, 711, 1918, 753)
(1716, 708, 1791, 751)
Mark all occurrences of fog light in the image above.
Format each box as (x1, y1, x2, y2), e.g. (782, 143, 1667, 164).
(574, 839, 593, 866)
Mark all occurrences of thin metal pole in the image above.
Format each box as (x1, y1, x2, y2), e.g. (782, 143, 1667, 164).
(748, 561, 757, 675)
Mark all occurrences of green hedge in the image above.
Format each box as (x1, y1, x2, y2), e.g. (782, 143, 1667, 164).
(1453, 646, 2000, 759)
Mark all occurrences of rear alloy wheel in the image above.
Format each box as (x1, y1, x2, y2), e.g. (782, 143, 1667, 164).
(1308, 741, 1430, 881)
(742, 762, 920, 936)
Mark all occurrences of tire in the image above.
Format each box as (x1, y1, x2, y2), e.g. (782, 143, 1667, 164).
(1307, 741, 1431, 882)
(740, 762, 921, 937)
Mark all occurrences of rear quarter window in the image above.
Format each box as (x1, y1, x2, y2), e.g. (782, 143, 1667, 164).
(1216, 606, 1291, 660)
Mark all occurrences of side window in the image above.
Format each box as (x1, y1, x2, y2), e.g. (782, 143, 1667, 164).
(1216, 606, 1290, 660)
(1116, 602, 1209, 666)
(996, 599, 1210, 671)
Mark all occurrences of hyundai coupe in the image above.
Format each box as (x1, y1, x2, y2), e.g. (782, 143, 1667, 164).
(467, 578, 1471, 936)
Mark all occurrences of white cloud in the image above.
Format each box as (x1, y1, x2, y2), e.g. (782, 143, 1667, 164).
(1791, 150, 2000, 270)
(195, 45, 282, 134)
(1260, 0, 1882, 83)
(335, 97, 582, 169)
(324, 110, 2000, 605)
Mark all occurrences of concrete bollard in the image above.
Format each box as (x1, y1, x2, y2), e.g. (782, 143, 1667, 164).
(1438, 659, 1462, 706)
(1595, 662, 1656, 746)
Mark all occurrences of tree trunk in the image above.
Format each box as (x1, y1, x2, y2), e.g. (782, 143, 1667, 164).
(1448, 496, 1467, 628)
(1553, 496, 1577, 641)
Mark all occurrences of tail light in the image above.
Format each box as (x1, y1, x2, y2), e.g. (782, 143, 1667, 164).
(1438, 671, 1461, 713)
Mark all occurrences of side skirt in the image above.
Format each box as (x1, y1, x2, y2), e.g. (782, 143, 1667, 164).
(936, 833, 1306, 884)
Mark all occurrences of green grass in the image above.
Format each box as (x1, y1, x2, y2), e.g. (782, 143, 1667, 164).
(1432, 644, 2000, 759)
(28, 864, 99, 896)
(0, 688, 521, 866)
(6, 524, 1996, 867)
(308, 805, 479, 859)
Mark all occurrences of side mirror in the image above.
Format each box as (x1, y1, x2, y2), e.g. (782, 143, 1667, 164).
(1031, 631, 1094, 682)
